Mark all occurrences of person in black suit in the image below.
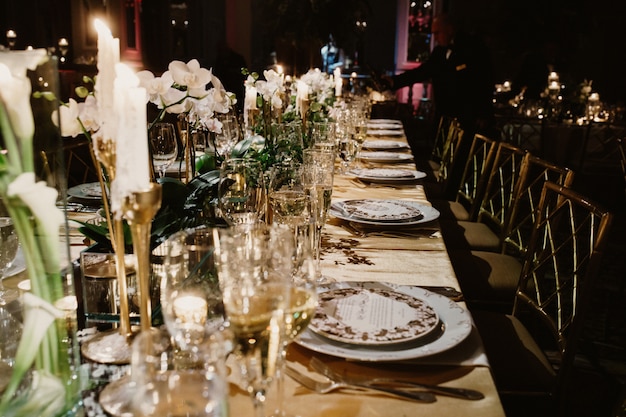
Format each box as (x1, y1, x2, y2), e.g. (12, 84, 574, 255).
(385, 13, 495, 198)
(390, 13, 494, 134)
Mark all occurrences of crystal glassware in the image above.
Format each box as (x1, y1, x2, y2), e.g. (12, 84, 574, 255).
(215, 223, 294, 417)
(149, 122, 178, 179)
(218, 158, 266, 225)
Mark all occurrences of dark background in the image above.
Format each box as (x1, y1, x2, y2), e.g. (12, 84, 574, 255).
(2, 0, 625, 104)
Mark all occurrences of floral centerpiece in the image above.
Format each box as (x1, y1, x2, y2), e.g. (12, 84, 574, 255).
(55, 54, 236, 250)
(0, 50, 80, 417)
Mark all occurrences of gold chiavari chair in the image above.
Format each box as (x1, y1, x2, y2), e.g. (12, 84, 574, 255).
(472, 181, 613, 417)
(448, 153, 575, 310)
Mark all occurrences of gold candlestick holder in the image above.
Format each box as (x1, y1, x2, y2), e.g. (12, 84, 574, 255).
(123, 183, 162, 331)
(97, 183, 162, 417)
(82, 137, 137, 364)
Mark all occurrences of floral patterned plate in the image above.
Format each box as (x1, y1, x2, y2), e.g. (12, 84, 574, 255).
(296, 282, 473, 361)
(309, 286, 440, 346)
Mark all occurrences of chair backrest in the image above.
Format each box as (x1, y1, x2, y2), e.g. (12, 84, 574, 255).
(455, 133, 497, 220)
(512, 181, 612, 403)
(436, 118, 463, 186)
(496, 115, 543, 154)
(430, 115, 455, 163)
(502, 154, 575, 259)
(475, 141, 527, 231)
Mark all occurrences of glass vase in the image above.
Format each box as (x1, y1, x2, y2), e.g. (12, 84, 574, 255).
(0, 51, 81, 417)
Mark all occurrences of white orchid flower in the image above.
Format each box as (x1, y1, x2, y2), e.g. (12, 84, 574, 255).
(78, 95, 100, 133)
(52, 98, 82, 138)
(244, 74, 257, 87)
(137, 70, 175, 105)
(7, 173, 64, 271)
(168, 59, 212, 96)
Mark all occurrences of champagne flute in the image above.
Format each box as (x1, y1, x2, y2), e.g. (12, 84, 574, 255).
(271, 219, 317, 417)
(149, 122, 179, 179)
(218, 158, 266, 225)
(302, 149, 334, 285)
(215, 223, 294, 417)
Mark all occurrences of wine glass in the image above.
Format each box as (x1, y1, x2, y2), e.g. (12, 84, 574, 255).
(214, 113, 241, 158)
(0, 199, 19, 305)
(149, 122, 178, 179)
(302, 149, 335, 284)
(160, 226, 226, 351)
(218, 158, 266, 225)
(337, 137, 359, 174)
(215, 223, 294, 417)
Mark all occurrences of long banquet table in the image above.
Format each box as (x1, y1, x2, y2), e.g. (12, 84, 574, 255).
(2, 121, 506, 417)
(226, 123, 507, 417)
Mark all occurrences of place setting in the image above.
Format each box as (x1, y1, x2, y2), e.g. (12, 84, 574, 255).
(359, 151, 415, 164)
(349, 167, 427, 185)
(362, 139, 410, 151)
(294, 281, 473, 362)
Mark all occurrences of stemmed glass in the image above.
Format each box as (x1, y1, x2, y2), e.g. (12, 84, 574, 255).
(302, 149, 335, 285)
(214, 113, 241, 158)
(215, 223, 294, 417)
(149, 122, 178, 179)
(271, 220, 317, 417)
(218, 158, 266, 225)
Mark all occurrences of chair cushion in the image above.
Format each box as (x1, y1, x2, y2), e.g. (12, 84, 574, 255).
(430, 199, 471, 221)
(472, 310, 557, 394)
(441, 220, 501, 251)
(448, 250, 522, 305)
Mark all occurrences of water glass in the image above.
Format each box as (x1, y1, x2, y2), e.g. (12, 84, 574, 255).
(160, 226, 225, 350)
(131, 327, 229, 417)
(218, 158, 266, 225)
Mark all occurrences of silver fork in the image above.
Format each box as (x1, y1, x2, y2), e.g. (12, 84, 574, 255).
(284, 366, 436, 403)
(310, 357, 484, 401)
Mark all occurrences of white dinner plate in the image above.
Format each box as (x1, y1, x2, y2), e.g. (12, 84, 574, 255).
(367, 129, 404, 136)
(351, 168, 427, 184)
(67, 182, 103, 201)
(330, 199, 440, 226)
(309, 286, 440, 346)
(368, 119, 403, 127)
(362, 140, 409, 151)
(359, 151, 414, 163)
(296, 282, 472, 361)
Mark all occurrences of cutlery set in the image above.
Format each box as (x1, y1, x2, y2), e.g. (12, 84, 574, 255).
(285, 357, 484, 402)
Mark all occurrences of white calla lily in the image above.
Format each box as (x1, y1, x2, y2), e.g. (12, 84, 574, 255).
(7, 173, 64, 271)
(0, 49, 48, 146)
